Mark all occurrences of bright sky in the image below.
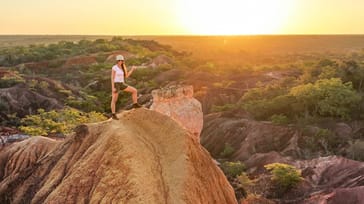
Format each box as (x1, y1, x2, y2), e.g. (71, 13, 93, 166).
(1, 0, 364, 35)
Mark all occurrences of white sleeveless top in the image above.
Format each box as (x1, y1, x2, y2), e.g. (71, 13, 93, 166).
(112, 65, 125, 83)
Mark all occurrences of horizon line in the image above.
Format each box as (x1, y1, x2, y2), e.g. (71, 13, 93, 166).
(1, 34, 364, 37)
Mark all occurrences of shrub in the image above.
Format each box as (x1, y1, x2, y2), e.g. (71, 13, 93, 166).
(58, 89, 72, 96)
(220, 143, 235, 158)
(38, 81, 49, 89)
(0, 98, 9, 112)
(211, 104, 239, 113)
(241, 82, 289, 102)
(264, 163, 303, 197)
(270, 114, 289, 125)
(221, 161, 246, 178)
(243, 95, 296, 120)
(238, 172, 254, 188)
(0, 74, 25, 88)
(66, 95, 101, 112)
(302, 128, 344, 154)
(19, 108, 106, 136)
(347, 140, 364, 161)
(28, 79, 38, 90)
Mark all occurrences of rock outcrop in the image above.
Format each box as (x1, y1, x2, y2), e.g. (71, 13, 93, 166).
(294, 156, 364, 189)
(242, 152, 364, 203)
(0, 84, 63, 117)
(302, 186, 364, 204)
(201, 112, 364, 203)
(0, 109, 236, 204)
(295, 156, 364, 204)
(150, 85, 203, 140)
(201, 112, 301, 160)
(148, 55, 173, 68)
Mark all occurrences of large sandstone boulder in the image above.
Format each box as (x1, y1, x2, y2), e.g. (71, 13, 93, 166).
(150, 85, 203, 139)
(0, 109, 236, 204)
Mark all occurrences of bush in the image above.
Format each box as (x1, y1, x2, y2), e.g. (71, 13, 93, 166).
(0, 74, 25, 88)
(347, 140, 364, 161)
(0, 98, 9, 112)
(220, 143, 235, 158)
(19, 108, 106, 136)
(270, 114, 289, 125)
(238, 172, 254, 188)
(241, 83, 288, 102)
(290, 78, 361, 119)
(58, 89, 72, 96)
(264, 163, 303, 197)
(28, 79, 38, 90)
(66, 95, 101, 112)
(243, 78, 361, 121)
(38, 81, 49, 89)
(211, 104, 239, 113)
(302, 128, 344, 154)
(221, 161, 246, 178)
(243, 95, 296, 120)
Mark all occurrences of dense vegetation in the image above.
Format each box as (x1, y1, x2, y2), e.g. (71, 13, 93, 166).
(0, 37, 183, 135)
(1, 37, 364, 138)
(0, 37, 176, 66)
(2, 36, 364, 203)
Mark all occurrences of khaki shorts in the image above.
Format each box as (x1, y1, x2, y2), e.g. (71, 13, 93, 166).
(114, 82, 129, 93)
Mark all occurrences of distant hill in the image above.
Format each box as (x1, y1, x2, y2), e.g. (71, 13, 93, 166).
(2, 35, 364, 54)
(0, 35, 113, 48)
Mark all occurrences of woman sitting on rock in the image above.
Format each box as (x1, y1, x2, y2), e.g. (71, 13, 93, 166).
(111, 55, 142, 120)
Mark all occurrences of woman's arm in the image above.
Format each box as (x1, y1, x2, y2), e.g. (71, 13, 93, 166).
(126, 66, 136, 78)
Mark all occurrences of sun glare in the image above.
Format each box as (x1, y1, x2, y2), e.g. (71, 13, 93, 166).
(176, 0, 296, 35)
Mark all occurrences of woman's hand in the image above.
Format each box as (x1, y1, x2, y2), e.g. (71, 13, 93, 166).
(127, 66, 137, 78)
(112, 87, 117, 93)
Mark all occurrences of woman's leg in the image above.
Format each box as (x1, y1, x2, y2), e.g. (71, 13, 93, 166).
(123, 86, 138, 104)
(111, 92, 119, 114)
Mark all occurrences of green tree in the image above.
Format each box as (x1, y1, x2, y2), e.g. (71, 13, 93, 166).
(340, 60, 364, 91)
(290, 78, 361, 119)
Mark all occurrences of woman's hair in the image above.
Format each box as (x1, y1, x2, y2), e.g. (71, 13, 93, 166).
(121, 62, 127, 79)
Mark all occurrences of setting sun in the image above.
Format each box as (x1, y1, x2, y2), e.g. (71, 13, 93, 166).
(176, 0, 296, 35)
